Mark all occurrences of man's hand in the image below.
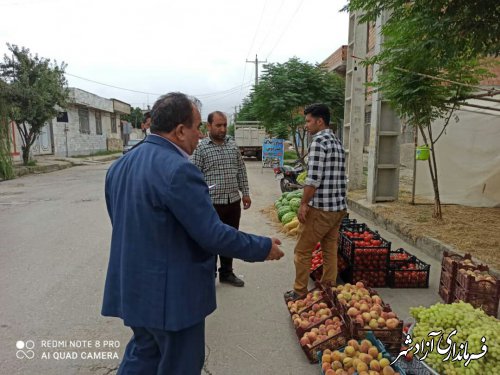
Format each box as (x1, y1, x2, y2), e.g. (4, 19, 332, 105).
(266, 237, 284, 260)
(298, 203, 309, 223)
(242, 195, 252, 210)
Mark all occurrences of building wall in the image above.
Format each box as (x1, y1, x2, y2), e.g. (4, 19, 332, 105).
(52, 106, 110, 157)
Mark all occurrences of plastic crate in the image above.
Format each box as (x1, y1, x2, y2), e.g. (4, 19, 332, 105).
(325, 282, 384, 316)
(298, 315, 350, 363)
(341, 266, 389, 287)
(340, 233, 391, 269)
(310, 251, 348, 282)
(318, 331, 407, 374)
(388, 258, 430, 288)
(390, 248, 416, 265)
(454, 285, 500, 317)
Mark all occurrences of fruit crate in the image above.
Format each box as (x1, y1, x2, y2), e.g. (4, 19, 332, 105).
(299, 315, 350, 363)
(390, 248, 416, 266)
(455, 266, 495, 294)
(293, 304, 343, 338)
(325, 282, 385, 316)
(438, 281, 454, 303)
(392, 357, 438, 375)
(340, 234, 391, 270)
(441, 251, 473, 275)
(439, 267, 455, 291)
(285, 286, 328, 316)
(318, 331, 407, 375)
(454, 285, 500, 317)
(340, 266, 389, 287)
(309, 251, 348, 282)
(388, 258, 430, 288)
(346, 308, 404, 355)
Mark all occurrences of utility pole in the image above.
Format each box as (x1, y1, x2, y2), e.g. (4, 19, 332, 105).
(246, 54, 267, 87)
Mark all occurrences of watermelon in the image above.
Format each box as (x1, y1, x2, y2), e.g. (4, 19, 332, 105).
(289, 198, 301, 212)
(277, 206, 292, 220)
(281, 212, 297, 224)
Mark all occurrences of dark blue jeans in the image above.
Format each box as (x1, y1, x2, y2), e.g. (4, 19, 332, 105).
(118, 320, 205, 375)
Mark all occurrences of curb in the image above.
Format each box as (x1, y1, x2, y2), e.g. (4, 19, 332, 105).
(347, 197, 500, 278)
(13, 162, 74, 178)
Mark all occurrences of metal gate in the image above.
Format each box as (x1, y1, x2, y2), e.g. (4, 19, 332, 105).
(32, 121, 53, 155)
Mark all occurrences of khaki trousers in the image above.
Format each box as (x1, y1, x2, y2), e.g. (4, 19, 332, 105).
(293, 207, 346, 294)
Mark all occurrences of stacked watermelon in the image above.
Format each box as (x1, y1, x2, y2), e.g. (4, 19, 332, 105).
(274, 190, 303, 234)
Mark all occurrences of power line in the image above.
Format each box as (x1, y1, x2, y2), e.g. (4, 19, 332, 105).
(265, 0, 305, 60)
(255, 0, 285, 54)
(65, 71, 254, 99)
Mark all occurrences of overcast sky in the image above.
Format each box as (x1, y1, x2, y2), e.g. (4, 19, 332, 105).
(0, 0, 348, 120)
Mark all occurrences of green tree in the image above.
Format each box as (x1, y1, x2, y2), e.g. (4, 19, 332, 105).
(0, 80, 14, 179)
(121, 107, 144, 129)
(250, 57, 344, 158)
(0, 44, 68, 165)
(236, 94, 258, 122)
(345, 1, 496, 219)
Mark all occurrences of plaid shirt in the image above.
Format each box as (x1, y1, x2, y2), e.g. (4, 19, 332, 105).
(305, 129, 347, 211)
(191, 136, 250, 205)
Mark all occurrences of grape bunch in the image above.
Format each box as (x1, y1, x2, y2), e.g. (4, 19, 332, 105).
(409, 302, 500, 375)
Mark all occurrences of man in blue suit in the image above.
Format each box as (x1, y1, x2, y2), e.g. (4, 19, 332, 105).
(102, 92, 284, 375)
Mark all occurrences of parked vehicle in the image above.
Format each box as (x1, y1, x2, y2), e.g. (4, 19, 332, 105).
(273, 160, 305, 193)
(234, 121, 266, 160)
(122, 139, 142, 154)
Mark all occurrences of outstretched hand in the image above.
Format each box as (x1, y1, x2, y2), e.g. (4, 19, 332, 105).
(266, 237, 284, 260)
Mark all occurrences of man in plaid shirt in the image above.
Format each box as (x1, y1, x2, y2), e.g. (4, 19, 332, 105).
(191, 111, 251, 287)
(285, 103, 347, 300)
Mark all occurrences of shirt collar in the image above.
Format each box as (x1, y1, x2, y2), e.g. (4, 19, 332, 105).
(149, 134, 190, 159)
(208, 135, 228, 145)
(313, 128, 333, 139)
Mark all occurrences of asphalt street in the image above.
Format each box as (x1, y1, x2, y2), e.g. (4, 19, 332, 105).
(0, 159, 442, 375)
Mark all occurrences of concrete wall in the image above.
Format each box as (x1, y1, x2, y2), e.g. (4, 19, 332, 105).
(52, 106, 109, 157)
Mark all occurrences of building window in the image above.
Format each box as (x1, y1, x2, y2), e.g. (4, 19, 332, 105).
(95, 111, 102, 135)
(111, 114, 117, 133)
(78, 108, 90, 134)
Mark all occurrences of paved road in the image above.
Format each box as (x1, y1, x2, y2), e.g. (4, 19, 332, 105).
(0, 159, 442, 375)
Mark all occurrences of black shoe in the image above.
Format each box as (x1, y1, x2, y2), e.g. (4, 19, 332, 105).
(283, 290, 301, 302)
(219, 273, 245, 287)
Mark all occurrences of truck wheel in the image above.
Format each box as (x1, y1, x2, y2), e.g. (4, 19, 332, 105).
(256, 150, 262, 161)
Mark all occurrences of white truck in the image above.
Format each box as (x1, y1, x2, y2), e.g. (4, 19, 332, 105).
(234, 121, 266, 161)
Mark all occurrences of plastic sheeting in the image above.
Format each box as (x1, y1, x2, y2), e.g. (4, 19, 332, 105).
(415, 97, 500, 207)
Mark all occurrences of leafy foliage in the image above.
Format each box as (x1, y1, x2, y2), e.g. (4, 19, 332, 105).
(121, 107, 145, 129)
(0, 81, 14, 179)
(345, 0, 497, 219)
(0, 44, 68, 165)
(242, 57, 344, 157)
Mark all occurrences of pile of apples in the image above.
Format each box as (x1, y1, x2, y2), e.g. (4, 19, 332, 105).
(287, 290, 323, 314)
(321, 339, 400, 375)
(291, 302, 332, 330)
(311, 249, 323, 271)
(298, 317, 343, 348)
(333, 282, 400, 330)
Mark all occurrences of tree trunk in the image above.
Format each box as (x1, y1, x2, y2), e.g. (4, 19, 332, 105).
(417, 124, 442, 220)
(22, 145, 30, 165)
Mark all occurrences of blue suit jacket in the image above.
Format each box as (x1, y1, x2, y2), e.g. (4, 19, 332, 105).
(102, 135, 271, 331)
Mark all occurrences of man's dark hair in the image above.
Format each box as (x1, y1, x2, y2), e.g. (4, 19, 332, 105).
(304, 103, 331, 126)
(150, 92, 201, 133)
(143, 111, 151, 122)
(207, 111, 226, 124)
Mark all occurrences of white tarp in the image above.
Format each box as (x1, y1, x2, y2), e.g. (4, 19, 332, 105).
(415, 96, 500, 207)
